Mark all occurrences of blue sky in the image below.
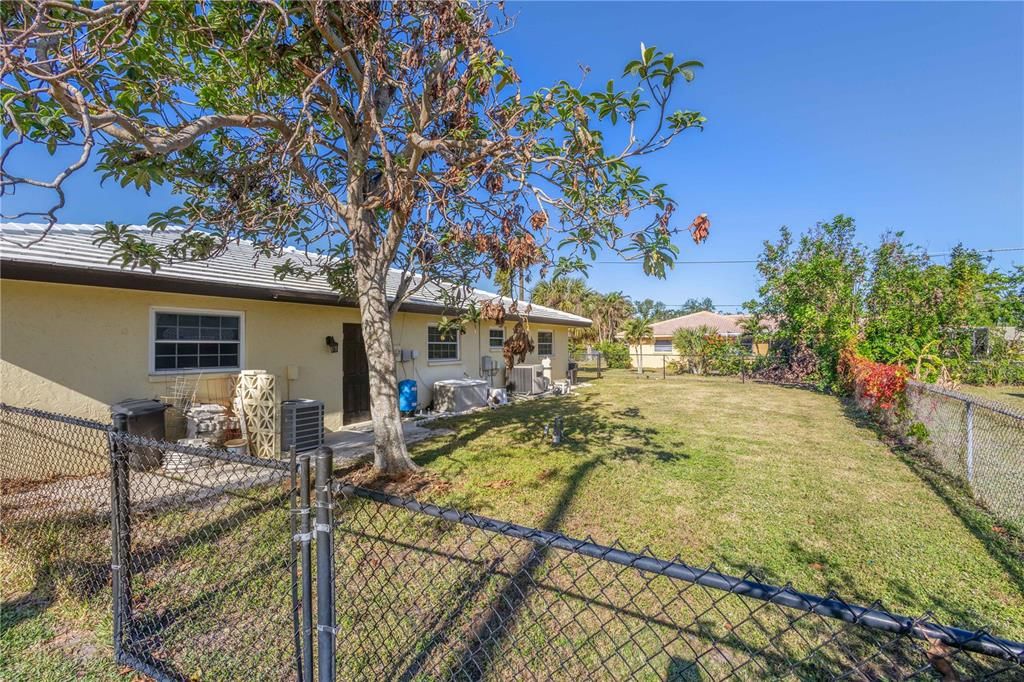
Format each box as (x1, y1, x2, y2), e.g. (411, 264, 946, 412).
(4, 1, 1022, 309)
(497, 1, 1024, 308)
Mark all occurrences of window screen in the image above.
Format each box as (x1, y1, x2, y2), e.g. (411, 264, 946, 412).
(154, 312, 241, 371)
(654, 339, 673, 353)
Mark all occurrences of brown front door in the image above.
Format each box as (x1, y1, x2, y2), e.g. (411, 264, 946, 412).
(342, 323, 371, 424)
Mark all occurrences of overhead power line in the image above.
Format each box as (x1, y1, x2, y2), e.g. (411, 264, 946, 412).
(507, 246, 1022, 314)
(593, 246, 1024, 265)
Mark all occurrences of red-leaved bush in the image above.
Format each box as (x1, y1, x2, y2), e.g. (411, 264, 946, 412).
(840, 347, 908, 410)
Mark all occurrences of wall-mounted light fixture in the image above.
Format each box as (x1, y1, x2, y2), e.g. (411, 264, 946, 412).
(325, 335, 339, 353)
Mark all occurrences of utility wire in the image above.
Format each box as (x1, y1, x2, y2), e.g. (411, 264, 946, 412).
(506, 246, 1023, 313)
(593, 246, 1024, 265)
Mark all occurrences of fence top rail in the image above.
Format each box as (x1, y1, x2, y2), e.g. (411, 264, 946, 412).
(907, 380, 1024, 421)
(336, 481, 1024, 664)
(1, 402, 289, 471)
(0, 402, 111, 431)
(114, 431, 291, 471)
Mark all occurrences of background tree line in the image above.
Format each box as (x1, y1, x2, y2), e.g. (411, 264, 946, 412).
(745, 215, 1024, 388)
(531, 278, 722, 368)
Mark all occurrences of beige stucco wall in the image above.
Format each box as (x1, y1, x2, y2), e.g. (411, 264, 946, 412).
(390, 314, 568, 402)
(0, 279, 354, 429)
(0, 279, 575, 432)
(630, 344, 676, 370)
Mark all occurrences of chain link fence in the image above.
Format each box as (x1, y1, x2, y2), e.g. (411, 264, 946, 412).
(854, 381, 1024, 527)
(3, 402, 1024, 680)
(109, 430, 300, 679)
(570, 350, 603, 381)
(327, 480, 1023, 681)
(1, 404, 114, 653)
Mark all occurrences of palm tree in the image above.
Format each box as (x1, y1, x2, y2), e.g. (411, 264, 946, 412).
(532, 280, 634, 345)
(532, 278, 594, 342)
(532, 278, 590, 315)
(587, 291, 633, 343)
(622, 316, 654, 374)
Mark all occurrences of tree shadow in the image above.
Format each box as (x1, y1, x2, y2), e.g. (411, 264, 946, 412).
(370, 390, 706, 678)
(413, 391, 687, 477)
(2, 512, 112, 633)
(665, 655, 704, 681)
(436, 452, 603, 680)
(838, 398, 1024, 597)
(0, 584, 54, 636)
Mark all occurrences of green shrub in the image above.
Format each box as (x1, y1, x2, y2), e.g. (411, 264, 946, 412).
(672, 326, 751, 375)
(596, 341, 631, 369)
(960, 359, 1024, 385)
(707, 341, 750, 375)
(958, 335, 1024, 385)
(907, 421, 930, 445)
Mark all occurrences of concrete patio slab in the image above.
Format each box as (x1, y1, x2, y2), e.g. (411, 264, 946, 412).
(317, 420, 452, 464)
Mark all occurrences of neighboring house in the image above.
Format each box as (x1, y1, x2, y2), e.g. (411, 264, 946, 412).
(624, 311, 774, 369)
(0, 223, 590, 429)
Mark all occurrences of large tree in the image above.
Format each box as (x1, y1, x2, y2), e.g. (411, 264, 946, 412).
(2, 1, 709, 472)
(746, 215, 866, 386)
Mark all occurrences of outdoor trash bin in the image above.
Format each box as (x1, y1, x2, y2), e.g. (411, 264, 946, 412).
(110, 398, 168, 471)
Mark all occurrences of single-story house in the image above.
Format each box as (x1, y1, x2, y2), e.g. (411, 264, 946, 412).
(0, 223, 591, 431)
(625, 311, 773, 369)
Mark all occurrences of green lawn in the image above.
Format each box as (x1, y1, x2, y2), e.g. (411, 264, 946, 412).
(958, 383, 1024, 412)
(3, 371, 1023, 679)
(410, 370, 1024, 639)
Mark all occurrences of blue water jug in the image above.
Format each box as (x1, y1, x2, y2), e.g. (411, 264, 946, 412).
(398, 379, 418, 413)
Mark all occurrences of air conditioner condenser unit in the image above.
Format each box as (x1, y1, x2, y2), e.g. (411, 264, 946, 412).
(510, 364, 547, 395)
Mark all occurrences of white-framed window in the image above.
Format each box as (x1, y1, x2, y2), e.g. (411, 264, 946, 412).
(427, 325, 460, 361)
(489, 328, 505, 351)
(150, 307, 244, 374)
(654, 339, 673, 353)
(537, 330, 554, 357)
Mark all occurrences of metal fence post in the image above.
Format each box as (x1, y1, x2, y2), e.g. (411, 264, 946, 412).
(597, 352, 602, 379)
(966, 401, 975, 484)
(314, 447, 335, 682)
(297, 454, 314, 682)
(108, 414, 132, 660)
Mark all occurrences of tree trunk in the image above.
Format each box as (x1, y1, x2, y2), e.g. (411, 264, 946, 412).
(355, 263, 418, 473)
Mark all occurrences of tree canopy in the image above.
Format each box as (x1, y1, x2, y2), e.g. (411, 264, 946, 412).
(634, 296, 714, 321)
(2, 1, 710, 471)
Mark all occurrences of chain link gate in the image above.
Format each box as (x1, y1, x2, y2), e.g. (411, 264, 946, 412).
(1, 404, 309, 681)
(109, 428, 304, 680)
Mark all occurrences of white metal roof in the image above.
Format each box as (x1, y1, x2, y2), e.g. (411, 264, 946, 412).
(0, 223, 591, 327)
